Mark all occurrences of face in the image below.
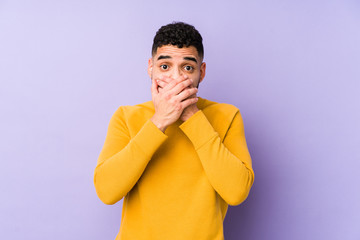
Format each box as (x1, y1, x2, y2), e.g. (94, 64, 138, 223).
(148, 45, 206, 88)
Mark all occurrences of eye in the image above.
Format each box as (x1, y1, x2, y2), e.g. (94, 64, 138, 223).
(184, 65, 193, 71)
(160, 65, 168, 70)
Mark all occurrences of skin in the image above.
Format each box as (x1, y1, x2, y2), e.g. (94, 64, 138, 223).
(148, 45, 206, 132)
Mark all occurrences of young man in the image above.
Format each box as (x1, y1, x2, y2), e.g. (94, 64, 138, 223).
(94, 22, 254, 240)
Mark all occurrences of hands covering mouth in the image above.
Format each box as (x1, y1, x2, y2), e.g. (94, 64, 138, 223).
(150, 74, 199, 132)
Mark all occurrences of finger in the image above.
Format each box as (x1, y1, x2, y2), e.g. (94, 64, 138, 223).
(151, 79, 159, 95)
(156, 80, 167, 89)
(169, 78, 194, 95)
(177, 87, 198, 101)
(159, 74, 189, 91)
(180, 96, 199, 108)
(153, 75, 172, 91)
(163, 75, 188, 91)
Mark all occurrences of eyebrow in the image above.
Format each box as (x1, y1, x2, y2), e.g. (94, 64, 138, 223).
(157, 55, 171, 60)
(157, 55, 198, 63)
(184, 57, 197, 63)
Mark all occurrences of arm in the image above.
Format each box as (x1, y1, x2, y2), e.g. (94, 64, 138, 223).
(179, 110, 254, 206)
(94, 107, 167, 205)
(94, 76, 197, 205)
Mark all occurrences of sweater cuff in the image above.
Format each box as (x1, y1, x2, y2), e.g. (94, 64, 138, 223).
(133, 119, 168, 157)
(179, 110, 218, 150)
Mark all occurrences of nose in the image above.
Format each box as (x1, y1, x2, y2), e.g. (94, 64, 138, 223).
(170, 66, 182, 80)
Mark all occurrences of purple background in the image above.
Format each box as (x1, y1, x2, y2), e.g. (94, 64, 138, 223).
(1, 0, 359, 239)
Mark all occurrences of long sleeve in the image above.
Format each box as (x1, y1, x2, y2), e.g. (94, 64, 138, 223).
(179, 109, 254, 206)
(94, 107, 168, 205)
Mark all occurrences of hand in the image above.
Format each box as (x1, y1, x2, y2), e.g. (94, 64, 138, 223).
(157, 76, 199, 122)
(151, 75, 198, 132)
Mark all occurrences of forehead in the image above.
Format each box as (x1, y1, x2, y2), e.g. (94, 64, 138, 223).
(154, 45, 200, 60)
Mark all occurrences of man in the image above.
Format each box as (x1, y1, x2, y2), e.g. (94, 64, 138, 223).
(94, 22, 254, 240)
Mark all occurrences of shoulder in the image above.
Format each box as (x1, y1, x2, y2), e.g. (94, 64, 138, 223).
(199, 97, 240, 121)
(198, 98, 241, 138)
(113, 101, 154, 116)
(110, 101, 154, 126)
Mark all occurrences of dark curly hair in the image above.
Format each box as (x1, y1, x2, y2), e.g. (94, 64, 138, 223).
(152, 22, 204, 60)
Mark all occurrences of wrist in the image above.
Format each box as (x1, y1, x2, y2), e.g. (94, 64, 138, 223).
(150, 115, 168, 132)
(181, 106, 199, 121)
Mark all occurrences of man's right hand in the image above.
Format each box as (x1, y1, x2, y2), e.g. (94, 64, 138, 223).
(150, 75, 198, 132)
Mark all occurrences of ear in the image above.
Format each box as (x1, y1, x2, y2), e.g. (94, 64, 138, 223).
(199, 62, 206, 83)
(148, 58, 153, 78)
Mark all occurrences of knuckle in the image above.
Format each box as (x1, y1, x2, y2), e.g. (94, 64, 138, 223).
(169, 98, 176, 104)
(175, 104, 182, 111)
(164, 93, 171, 101)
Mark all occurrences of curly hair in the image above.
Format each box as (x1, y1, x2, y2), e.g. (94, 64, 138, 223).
(152, 22, 204, 60)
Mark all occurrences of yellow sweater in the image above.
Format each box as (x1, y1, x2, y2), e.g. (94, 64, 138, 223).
(94, 97, 254, 240)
